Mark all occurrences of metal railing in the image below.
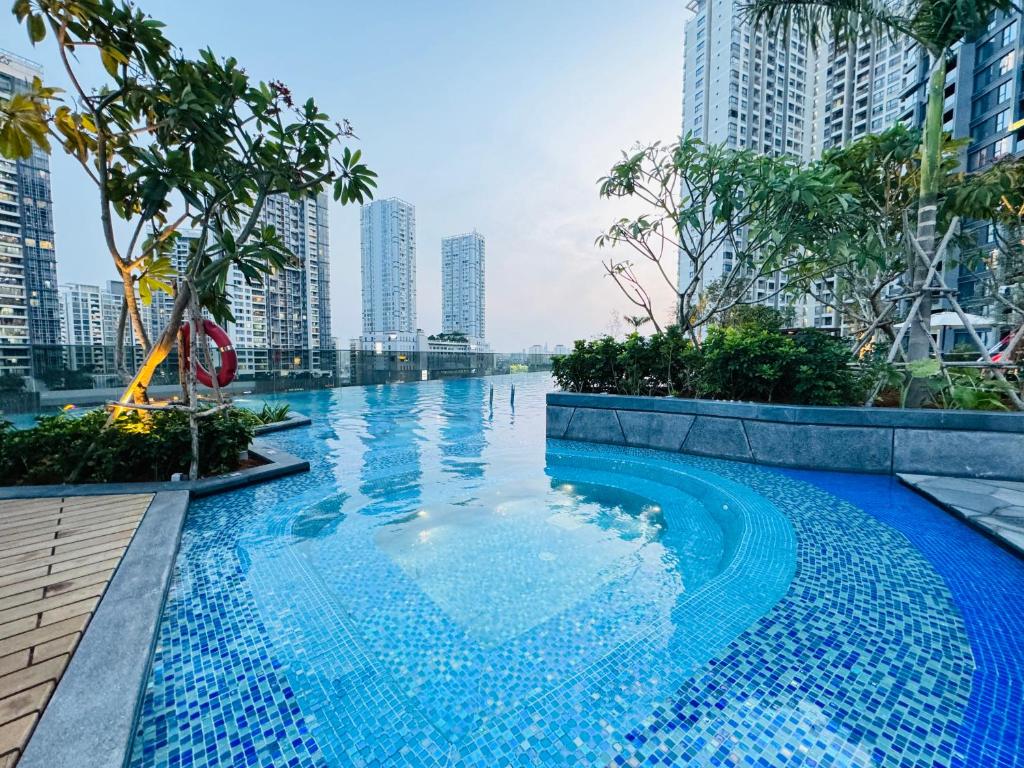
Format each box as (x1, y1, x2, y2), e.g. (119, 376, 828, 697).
(0, 344, 559, 414)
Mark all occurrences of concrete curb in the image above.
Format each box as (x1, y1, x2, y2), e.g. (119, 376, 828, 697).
(18, 491, 190, 768)
(0, 440, 309, 500)
(253, 411, 312, 435)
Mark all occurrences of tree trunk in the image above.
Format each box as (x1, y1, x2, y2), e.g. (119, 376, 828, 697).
(905, 54, 946, 406)
(110, 282, 191, 417)
(113, 298, 130, 383)
(118, 270, 151, 356)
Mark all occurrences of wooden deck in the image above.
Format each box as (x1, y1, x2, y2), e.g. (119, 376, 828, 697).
(0, 494, 152, 767)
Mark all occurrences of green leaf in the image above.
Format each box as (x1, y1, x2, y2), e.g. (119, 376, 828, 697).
(28, 13, 46, 43)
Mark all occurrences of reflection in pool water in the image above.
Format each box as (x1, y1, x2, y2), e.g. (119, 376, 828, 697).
(128, 372, 1024, 768)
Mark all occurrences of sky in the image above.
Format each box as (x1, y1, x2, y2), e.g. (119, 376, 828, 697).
(4, 0, 687, 351)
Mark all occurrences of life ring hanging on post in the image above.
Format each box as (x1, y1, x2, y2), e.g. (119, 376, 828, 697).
(180, 320, 238, 388)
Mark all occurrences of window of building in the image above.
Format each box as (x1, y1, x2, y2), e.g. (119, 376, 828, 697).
(998, 51, 1015, 75)
(1002, 20, 1018, 46)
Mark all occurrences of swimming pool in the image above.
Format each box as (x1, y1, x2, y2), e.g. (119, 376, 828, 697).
(128, 373, 1024, 767)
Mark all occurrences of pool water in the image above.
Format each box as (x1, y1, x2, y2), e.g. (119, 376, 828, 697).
(129, 373, 1024, 767)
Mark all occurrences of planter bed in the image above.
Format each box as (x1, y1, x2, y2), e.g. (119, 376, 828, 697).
(547, 392, 1024, 480)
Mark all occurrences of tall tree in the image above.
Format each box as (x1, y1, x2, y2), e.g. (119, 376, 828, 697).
(792, 124, 962, 346)
(742, 0, 1019, 402)
(596, 136, 854, 339)
(2, 0, 376, 407)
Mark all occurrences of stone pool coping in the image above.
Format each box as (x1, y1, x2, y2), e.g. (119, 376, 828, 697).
(547, 392, 1024, 480)
(17, 491, 189, 768)
(252, 411, 312, 435)
(899, 473, 1024, 559)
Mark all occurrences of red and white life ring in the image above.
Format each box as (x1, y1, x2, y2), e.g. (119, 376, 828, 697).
(180, 320, 238, 388)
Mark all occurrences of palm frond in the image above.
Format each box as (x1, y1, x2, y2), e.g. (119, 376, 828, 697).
(909, 0, 1020, 51)
(741, 0, 916, 51)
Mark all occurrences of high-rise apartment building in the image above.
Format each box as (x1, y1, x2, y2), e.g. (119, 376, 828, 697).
(58, 282, 122, 346)
(142, 193, 333, 376)
(0, 51, 60, 374)
(57, 281, 130, 375)
(0, 157, 30, 375)
(683, 0, 819, 160)
(441, 232, 485, 343)
(822, 35, 911, 150)
(360, 198, 417, 336)
(681, 0, 821, 313)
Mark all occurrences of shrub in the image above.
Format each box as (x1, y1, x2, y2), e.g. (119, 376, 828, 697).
(552, 329, 699, 396)
(0, 407, 255, 486)
(782, 330, 864, 406)
(697, 326, 797, 402)
(554, 325, 862, 406)
(237, 403, 290, 428)
(719, 305, 790, 332)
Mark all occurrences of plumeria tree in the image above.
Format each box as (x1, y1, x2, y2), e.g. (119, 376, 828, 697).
(1, 0, 376, 411)
(596, 135, 856, 340)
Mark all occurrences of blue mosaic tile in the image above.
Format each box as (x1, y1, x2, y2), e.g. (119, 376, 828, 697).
(127, 375, 1024, 767)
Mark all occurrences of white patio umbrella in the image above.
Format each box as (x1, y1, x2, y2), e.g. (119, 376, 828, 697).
(897, 311, 992, 329)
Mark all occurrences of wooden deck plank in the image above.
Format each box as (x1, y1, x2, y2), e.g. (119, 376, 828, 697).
(0, 616, 90, 659)
(0, 560, 122, 602)
(0, 508, 144, 540)
(0, 537, 132, 580)
(0, 520, 141, 560)
(0, 713, 36, 756)
(0, 498, 144, 526)
(0, 494, 153, 767)
(0, 526, 140, 564)
(0, 584, 106, 628)
(0, 683, 53, 731)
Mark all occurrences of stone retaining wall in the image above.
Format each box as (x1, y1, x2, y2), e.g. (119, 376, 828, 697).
(546, 392, 1024, 480)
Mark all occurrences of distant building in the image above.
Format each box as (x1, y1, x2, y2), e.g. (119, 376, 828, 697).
(56, 281, 134, 382)
(441, 232, 485, 343)
(361, 198, 416, 335)
(349, 329, 494, 385)
(0, 51, 61, 374)
(58, 282, 119, 346)
(925, 11, 1024, 320)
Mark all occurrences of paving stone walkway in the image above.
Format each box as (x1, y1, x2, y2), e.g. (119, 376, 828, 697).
(0, 494, 152, 767)
(900, 474, 1024, 557)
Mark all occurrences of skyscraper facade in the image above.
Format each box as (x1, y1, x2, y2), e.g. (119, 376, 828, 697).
(0, 51, 60, 374)
(822, 35, 910, 151)
(360, 198, 417, 335)
(0, 157, 30, 375)
(681, 0, 822, 313)
(58, 282, 122, 346)
(441, 232, 485, 342)
(683, 0, 818, 160)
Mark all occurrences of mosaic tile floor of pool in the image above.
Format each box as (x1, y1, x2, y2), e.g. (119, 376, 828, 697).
(128, 374, 1024, 767)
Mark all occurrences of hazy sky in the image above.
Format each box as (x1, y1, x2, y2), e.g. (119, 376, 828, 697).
(5, 1, 687, 351)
